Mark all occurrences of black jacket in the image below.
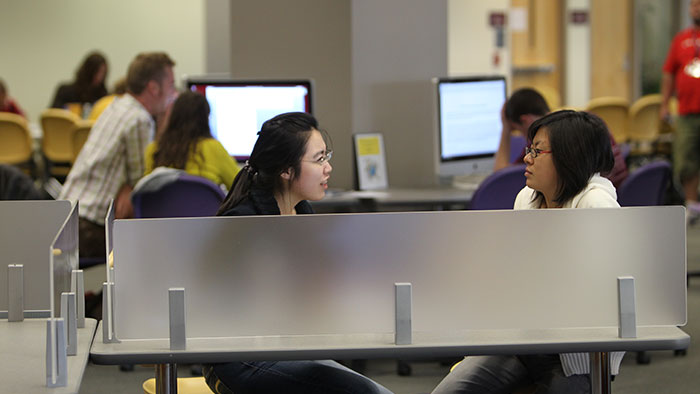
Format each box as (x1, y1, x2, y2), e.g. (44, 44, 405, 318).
(218, 188, 313, 216)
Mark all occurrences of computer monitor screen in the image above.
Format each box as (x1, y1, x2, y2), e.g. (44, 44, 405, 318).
(433, 76, 506, 178)
(187, 79, 313, 161)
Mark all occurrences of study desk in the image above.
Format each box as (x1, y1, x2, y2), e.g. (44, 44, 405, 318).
(312, 186, 478, 212)
(90, 323, 689, 393)
(1, 318, 97, 393)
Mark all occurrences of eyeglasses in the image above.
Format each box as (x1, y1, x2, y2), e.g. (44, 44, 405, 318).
(304, 150, 333, 165)
(524, 146, 552, 159)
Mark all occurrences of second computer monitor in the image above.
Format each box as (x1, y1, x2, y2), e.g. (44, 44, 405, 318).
(187, 79, 313, 161)
(433, 76, 506, 179)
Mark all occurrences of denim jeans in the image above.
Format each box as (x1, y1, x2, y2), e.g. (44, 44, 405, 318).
(431, 355, 590, 394)
(203, 360, 393, 394)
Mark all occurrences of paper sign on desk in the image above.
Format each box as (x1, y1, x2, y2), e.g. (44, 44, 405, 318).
(353, 133, 388, 190)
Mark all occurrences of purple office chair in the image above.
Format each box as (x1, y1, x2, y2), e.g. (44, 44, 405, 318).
(132, 174, 226, 218)
(510, 135, 528, 163)
(470, 164, 527, 210)
(617, 161, 671, 207)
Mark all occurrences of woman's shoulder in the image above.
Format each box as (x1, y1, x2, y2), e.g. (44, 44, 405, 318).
(571, 176, 620, 208)
(218, 198, 258, 216)
(513, 186, 537, 210)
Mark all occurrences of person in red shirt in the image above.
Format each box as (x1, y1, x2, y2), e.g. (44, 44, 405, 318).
(0, 79, 25, 118)
(662, 0, 700, 216)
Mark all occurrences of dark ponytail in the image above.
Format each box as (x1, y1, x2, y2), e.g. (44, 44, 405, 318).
(216, 112, 319, 215)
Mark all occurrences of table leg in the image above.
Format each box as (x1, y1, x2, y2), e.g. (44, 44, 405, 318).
(155, 363, 178, 394)
(589, 352, 611, 394)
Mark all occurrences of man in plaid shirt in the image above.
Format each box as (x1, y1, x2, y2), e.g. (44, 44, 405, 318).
(60, 52, 176, 258)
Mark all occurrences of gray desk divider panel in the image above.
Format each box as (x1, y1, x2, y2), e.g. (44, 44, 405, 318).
(0, 200, 71, 316)
(113, 207, 686, 341)
(50, 202, 79, 317)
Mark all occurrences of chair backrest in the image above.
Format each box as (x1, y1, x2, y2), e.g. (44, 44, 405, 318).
(509, 135, 527, 163)
(470, 164, 527, 210)
(586, 96, 630, 143)
(41, 108, 81, 162)
(617, 161, 671, 207)
(0, 112, 33, 165)
(132, 174, 226, 218)
(628, 94, 662, 142)
(71, 120, 93, 163)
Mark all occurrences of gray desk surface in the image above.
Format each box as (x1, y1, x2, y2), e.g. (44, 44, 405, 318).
(312, 187, 477, 210)
(1, 318, 97, 394)
(90, 322, 689, 365)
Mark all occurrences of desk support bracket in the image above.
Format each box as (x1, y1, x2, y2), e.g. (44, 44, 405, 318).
(102, 282, 120, 343)
(618, 277, 637, 338)
(8, 264, 24, 322)
(61, 292, 77, 356)
(395, 283, 412, 345)
(45, 318, 67, 387)
(169, 288, 186, 350)
(71, 270, 85, 328)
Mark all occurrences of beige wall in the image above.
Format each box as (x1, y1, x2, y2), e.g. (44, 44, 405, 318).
(352, 0, 448, 188)
(0, 0, 208, 123)
(230, 0, 353, 188)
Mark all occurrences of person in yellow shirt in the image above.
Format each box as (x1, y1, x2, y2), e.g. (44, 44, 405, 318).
(144, 91, 240, 189)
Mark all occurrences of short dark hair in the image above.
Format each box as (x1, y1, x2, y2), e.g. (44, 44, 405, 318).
(126, 52, 175, 95)
(152, 91, 211, 171)
(217, 112, 329, 214)
(504, 88, 550, 124)
(527, 110, 614, 205)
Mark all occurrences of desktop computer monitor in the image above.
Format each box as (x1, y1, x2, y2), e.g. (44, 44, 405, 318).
(433, 76, 507, 181)
(186, 78, 314, 161)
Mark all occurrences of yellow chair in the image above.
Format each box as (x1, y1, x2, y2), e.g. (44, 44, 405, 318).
(585, 97, 630, 143)
(71, 119, 93, 163)
(0, 112, 35, 175)
(142, 376, 213, 394)
(41, 108, 81, 178)
(628, 94, 662, 155)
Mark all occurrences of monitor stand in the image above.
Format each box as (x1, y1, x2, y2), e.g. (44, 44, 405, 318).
(437, 174, 488, 190)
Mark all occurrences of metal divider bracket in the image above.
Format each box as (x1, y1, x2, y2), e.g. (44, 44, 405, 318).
(8, 264, 24, 322)
(395, 283, 412, 345)
(618, 276, 637, 338)
(169, 288, 186, 350)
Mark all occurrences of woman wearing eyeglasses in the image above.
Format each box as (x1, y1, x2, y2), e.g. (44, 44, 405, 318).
(206, 112, 393, 394)
(432, 110, 622, 394)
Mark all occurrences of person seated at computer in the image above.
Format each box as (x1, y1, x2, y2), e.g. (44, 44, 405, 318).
(144, 91, 240, 189)
(431, 110, 623, 394)
(206, 112, 392, 394)
(494, 88, 628, 188)
(0, 79, 25, 117)
(50, 51, 108, 115)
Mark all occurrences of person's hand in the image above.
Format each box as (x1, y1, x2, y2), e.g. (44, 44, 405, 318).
(114, 183, 134, 219)
(500, 104, 512, 134)
(659, 104, 670, 122)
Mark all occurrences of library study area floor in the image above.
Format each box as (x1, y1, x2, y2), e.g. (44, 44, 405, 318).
(77, 226, 700, 394)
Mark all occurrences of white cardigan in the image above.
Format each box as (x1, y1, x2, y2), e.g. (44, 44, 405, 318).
(514, 174, 623, 376)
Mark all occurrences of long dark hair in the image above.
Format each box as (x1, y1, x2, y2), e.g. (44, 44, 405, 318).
(528, 110, 614, 206)
(217, 112, 320, 215)
(152, 91, 211, 170)
(74, 52, 108, 102)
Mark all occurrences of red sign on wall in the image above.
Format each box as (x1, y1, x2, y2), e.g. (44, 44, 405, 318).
(570, 10, 589, 24)
(489, 12, 506, 28)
